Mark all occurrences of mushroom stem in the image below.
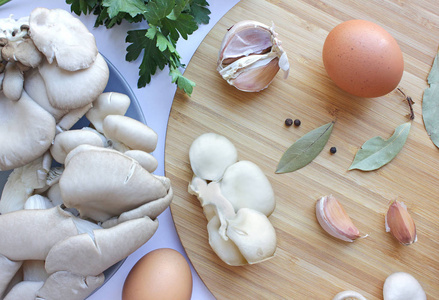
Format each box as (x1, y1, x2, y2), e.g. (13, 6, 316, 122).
(189, 176, 236, 240)
(0, 254, 23, 298)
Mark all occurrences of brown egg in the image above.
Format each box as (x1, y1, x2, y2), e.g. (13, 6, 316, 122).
(322, 19, 404, 98)
(122, 248, 193, 300)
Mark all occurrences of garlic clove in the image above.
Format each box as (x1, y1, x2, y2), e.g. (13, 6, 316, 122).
(227, 56, 280, 92)
(217, 20, 289, 92)
(316, 195, 361, 242)
(218, 20, 273, 66)
(385, 200, 417, 245)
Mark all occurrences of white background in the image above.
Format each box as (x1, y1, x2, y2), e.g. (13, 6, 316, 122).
(0, 0, 240, 299)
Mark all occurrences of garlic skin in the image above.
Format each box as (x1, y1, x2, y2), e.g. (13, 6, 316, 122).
(217, 20, 290, 92)
(385, 201, 417, 245)
(316, 195, 362, 242)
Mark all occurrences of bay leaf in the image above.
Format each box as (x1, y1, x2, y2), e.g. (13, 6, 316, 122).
(348, 122, 411, 171)
(422, 51, 439, 148)
(276, 122, 334, 174)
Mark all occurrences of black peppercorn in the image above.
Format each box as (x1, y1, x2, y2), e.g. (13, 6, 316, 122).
(330, 147, 337, 154)
(294, 119, 301, 126)
(285, 118, 293, 126)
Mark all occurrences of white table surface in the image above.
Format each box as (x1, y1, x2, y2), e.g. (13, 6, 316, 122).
(0, 1, 240, 299)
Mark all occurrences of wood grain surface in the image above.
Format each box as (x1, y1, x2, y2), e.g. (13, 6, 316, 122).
(164, 0, 439, 299)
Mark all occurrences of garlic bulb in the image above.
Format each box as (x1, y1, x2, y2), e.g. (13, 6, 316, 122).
(217, 20, 290, 92)
(316, 195, 362, 242)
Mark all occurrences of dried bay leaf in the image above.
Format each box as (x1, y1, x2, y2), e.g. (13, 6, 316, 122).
(276, 122, 334, 174)
(349, 122, 411, 171)
(422, 51, 439, 148)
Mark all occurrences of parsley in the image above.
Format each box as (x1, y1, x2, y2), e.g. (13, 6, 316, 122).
(0, 0, 11, 6)
(66, 0, 211, 96)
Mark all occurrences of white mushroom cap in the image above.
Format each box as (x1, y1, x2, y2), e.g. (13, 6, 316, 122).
(220, 160, 275, 216)
(189, 132, 238, 181)
(86, 92, 131, 133)
(0, 91, 55, 171)
(14, 39, 44, 68)
(383, 272, 426, 300)
(207, 215, 247, 266)
(24, 68, 68, 121)
(29, 7, 98, 71)
(226, 208, 277, 264)
(38, 53, 109, 110)
(60, 145, 168, 222)
(0, 206, 79, 261)
(103, 115, 158, 153)
(50, 129, 104, 164)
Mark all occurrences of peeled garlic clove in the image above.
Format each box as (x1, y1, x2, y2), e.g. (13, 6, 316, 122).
(316, 195, 361, 242)
(217, 20, 289, 92)
(385, 201, 417, 245)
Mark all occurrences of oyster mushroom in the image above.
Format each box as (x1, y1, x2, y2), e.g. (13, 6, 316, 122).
(189, 132, 238, 181)
(103, 115, 158, 153)
(37, 53, 109, 110)
(60, 145, 169, 222)
(188, 133, 277, 265)
(220, 160, 275, 216)
(24, 68, 93, 132)
(2, 61, 23, 101)
(3, 281, 44, 300)
(55, 103, 93, 133)
(50, 129, 104, 164)
(0, 91, 55, 171)
(2, 39, 43, 68)
(13, 39, 43, 68)
(23, 68, 68, 121)
(0, 205, 162, 300)
(190, 177, 276, 266)
(124, 150, 158, 173)
(86, 92, 131, 133)
(28, 7, 98, 71)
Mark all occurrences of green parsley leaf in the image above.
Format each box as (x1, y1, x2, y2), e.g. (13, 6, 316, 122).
(187, 0, 211, 25)
(66, 0, 97, 15)
(168, 0, 190, 21)
(143, 0, 175, 25)
(161, 13, 198, 41)
(126, 29, 168, 87)
(170, 67, 195, 96)
(102, 0, 147, 18)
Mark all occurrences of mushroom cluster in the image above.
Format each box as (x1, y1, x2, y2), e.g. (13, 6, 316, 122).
(0, 8, 173, 300)
(188, 133, 277, 266)
(0, 7, 110, 171)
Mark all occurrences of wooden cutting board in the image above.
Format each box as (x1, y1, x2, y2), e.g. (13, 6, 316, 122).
(164, 0, 439, 299)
